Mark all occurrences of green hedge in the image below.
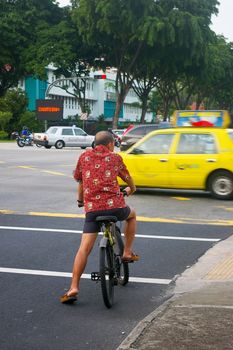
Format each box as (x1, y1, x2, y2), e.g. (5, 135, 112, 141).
(0, 131, 8, 140)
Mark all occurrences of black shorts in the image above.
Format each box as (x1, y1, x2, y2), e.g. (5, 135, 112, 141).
(83, 206, 131, 233)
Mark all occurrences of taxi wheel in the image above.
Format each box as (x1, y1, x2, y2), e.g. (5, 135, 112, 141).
(209, 171, 233, 200)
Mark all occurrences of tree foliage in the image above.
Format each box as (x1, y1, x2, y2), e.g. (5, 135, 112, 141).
(3, 0, 233, 129)
(74, 0, 161, 128)
(0, 89, 42, 134)
(73, 0, 220, 126)
(0, 0, 63, 97)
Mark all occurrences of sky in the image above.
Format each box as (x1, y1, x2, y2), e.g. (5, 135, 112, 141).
(211, 0, 233, 42)
(57, 0, 233, 42)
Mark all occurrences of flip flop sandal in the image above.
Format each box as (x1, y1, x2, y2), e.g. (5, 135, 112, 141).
(60, 293, 78, 304)
(122, 253, 140, 263)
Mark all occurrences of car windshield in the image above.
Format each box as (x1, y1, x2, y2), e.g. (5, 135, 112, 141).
(47, 127, 58, 134)
(127, 126, 147, 136)
(74, 128, 86, 136)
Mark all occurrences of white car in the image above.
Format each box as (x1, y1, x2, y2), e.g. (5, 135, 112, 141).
(33, 126, 95, 149)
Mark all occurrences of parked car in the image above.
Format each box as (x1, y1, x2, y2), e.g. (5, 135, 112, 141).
(118, 127, 233, 200)
(120, 122, 171, 151)
(33, 126, 95, 149)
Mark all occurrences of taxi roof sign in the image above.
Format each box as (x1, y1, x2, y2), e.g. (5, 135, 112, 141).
(171, 110, 231, 128)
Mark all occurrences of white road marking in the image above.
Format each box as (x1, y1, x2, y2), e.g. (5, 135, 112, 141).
(0, 225, 220, 242)
(0, 267, 171, 285)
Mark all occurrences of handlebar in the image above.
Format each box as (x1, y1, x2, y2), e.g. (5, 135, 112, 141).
(121, 189, 128, 197)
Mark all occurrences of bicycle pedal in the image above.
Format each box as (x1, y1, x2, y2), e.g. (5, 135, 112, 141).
(91, 272, 100, 281)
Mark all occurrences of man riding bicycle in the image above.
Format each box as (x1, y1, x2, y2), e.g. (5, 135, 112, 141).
(61, 131, 139, 304)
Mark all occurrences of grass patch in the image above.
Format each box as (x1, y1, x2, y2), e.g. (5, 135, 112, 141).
(0, 139, 15, 143)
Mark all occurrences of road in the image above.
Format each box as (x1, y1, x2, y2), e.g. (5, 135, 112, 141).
(0, 143, 233, 349)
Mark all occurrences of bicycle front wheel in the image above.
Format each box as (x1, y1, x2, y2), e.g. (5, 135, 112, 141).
(99, 245, 114, 308)
(114, 227, 129, 286)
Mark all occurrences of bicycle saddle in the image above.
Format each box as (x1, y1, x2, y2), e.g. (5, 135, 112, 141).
(95, 216, 118, 223)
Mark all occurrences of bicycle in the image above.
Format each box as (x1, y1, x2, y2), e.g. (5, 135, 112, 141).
(91, 211, 129, 308)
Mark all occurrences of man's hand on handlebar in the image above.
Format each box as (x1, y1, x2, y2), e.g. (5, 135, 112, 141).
(123, 186, 135, 196)
(77, 199, 84, 208)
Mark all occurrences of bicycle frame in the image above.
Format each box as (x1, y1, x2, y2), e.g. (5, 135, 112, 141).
(91, 216, 129, 308)
(99, 222, 115, 247)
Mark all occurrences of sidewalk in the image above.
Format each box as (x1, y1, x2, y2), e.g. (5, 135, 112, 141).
(118, 234, 233, 350)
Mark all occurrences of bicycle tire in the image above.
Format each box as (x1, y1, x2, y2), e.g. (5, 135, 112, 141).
(114, 226, 129, 286)
(99, 244, 114, 308)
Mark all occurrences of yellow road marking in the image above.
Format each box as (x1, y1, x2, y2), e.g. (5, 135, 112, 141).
(17, 166, 37, 170)
(215, 205, 233, 211)
(137, 216, 183, 223)
(16, 165, 71, 177)
(29, 212, 85, 219)
(41, 170, 67, 176)
(0, 210, 15, 214)
(0, 210, 233, 225)
(172, 197, 191, 201)
(178, 217, 233, 226)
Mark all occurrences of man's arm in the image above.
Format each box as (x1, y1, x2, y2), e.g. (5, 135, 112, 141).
(117, 154, 136, 196)
(77, 181, 84, 207)
(124, 176, 136, 196)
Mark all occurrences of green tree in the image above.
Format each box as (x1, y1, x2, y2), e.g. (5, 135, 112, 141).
(26, 6, 99, 115)
(74, 0, 162, 128)
(191, 36, 233, 111)
(0, 112, 12, 131)
(75, 0, 219, 126)
(0, 89, 28, 134)
(131, 49, 159, 123)
(19, 111, 44, 132)
(0, 0, 63, 97)
(152, 0, 219, 115)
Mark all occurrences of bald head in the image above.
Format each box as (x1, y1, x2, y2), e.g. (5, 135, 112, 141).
(94, 131, 114, 146)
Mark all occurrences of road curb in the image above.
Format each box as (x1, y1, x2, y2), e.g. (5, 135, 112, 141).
(116, 294, 177, 350)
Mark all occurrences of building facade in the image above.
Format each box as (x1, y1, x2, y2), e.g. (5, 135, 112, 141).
(21, 66, 153, 123)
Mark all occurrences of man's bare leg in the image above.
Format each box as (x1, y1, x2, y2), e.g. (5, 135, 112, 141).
(66, 233, 97, 296)
(123, 208, 137, 258)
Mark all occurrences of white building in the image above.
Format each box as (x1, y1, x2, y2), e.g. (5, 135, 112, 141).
(22, 66, 153, 123)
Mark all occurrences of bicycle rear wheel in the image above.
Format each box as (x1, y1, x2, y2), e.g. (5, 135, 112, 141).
(114, 226, 129, 286)
(99, 244, 114, 308)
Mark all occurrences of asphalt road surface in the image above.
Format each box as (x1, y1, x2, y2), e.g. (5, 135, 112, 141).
(0, 143, 233, 349)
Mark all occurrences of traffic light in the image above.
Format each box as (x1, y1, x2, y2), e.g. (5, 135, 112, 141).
(94, 74, 106, 79)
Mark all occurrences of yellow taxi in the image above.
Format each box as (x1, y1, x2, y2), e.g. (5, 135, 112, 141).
(118, 127, 233, 199)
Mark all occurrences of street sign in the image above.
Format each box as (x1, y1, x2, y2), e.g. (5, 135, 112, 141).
(36, 100, 63, 121)
(80, 113, 88, 120)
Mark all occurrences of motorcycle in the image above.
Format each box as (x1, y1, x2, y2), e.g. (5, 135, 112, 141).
(12, 131, 41, 148)
(16, 135, 34, 147)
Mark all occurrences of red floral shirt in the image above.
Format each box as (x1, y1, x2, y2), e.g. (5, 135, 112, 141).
(73, 145, 131, 213)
